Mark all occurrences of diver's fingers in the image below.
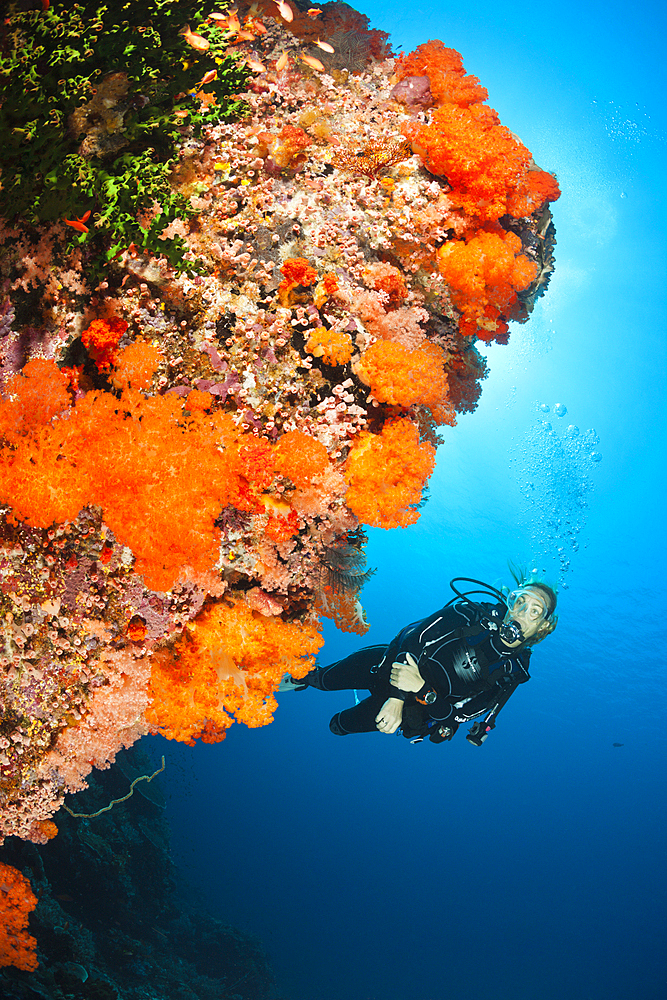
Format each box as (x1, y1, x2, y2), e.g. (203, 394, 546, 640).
(375, 711, 392, 732)
(405, 652, 419, 668)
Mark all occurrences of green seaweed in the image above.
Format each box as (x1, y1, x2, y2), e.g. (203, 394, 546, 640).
(0, 0, 250, 277)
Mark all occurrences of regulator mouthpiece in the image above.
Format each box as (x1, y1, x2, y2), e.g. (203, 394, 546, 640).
(499, 619, 525, 644)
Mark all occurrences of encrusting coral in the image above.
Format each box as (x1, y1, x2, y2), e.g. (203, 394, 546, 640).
(0, 0, 560, 856)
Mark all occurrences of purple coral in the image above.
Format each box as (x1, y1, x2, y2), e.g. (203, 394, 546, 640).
(390, 75, 433, 108)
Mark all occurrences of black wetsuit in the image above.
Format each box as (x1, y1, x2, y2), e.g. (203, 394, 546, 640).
(303, 601, 532, 742)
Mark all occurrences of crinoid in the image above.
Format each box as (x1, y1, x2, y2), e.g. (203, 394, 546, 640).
(332, 137, 413, 179)
(320, 531, 376, 593)
(316, 532, 375, 635)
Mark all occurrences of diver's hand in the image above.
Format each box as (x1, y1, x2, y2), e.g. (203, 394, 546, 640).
(376, 697, 403, 734)
(390, 652, 425, 693)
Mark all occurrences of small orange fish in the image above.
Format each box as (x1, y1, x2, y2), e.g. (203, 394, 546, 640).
(41, 0, 50, 9)
(245, 17, 267, 34)
(64, 210, 91, 234)
(199, 69, 218, 86)
(307, 8, 322, 16)
(274, 0, 294, 22)
(179, 24, 210, 52)
(315, 38, 334, 53)
(246, 57, 266, 73)
(227, 10, 241, 32)
(301, 53, 325, 72)
(208, 12, 227, 20)
(276, 50, 289, 72)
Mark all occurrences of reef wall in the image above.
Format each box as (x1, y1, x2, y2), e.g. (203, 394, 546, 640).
(1, 745, 276, 999)
(0, 0, 559, 857)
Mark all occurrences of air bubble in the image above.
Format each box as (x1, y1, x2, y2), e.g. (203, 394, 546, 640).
(511, 408, 602, 587)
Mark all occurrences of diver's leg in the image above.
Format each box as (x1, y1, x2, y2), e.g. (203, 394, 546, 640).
(329, 693, 385, 735)
(304, 645, 387, 691)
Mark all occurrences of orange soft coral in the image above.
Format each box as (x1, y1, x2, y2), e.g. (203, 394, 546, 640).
(505, 167, 562, 218)
(436, 230, 538, 341)
(0, 862, 38, 972)
(110, 341, 163, 390)
(272, 124, 313, 167)
(362, 262, 408, 307)
(315, 585, 370, 635)
(255, 125, 313, 168)
(146, 598, 324, 743)
(274, 429, 329, 486)
(304, 326, 354, 366)
(355, 340, 450, 409)
(312, 273, 339, 309)
(343, 419, 436, 529)
(0, 366, 274, 591)
(394, 40, 488, 108)
(0, 359, 70, 439)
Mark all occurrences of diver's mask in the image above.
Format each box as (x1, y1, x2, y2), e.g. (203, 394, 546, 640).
(500, 587, 550, 644)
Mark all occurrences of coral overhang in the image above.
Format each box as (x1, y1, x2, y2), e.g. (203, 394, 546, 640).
(0, 0, 559, 846)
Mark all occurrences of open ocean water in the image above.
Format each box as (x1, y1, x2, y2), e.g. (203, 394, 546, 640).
(157, 2, 667, 999)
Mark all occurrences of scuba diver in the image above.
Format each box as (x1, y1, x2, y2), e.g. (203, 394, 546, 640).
(283, 576, 558, 745)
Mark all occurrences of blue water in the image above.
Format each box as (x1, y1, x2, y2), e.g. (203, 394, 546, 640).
(153, 2, 667, 997)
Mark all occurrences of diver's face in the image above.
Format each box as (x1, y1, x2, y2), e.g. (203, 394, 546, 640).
(505, 587, 549, 640)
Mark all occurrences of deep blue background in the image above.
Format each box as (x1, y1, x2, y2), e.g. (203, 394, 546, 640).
(149, 2, 667, 997)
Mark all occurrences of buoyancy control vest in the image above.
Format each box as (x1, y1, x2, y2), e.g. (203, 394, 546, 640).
(398, 602, 532, 745)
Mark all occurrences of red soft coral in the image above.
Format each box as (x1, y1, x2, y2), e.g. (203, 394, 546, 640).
(404, 103, 532, 222)
(395, 40, 488, 108)
(0, 862, 38, 972)
(278, 257, 319, 305)
(343, 419, 436, 529)
(81, 317, 128, 372)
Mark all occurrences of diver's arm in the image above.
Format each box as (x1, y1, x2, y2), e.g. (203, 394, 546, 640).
(390, 652, 425, 692)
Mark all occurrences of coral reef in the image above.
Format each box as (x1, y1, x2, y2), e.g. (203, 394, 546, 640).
(0, 0, 560, 852)
(0, 746, 276, 999)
